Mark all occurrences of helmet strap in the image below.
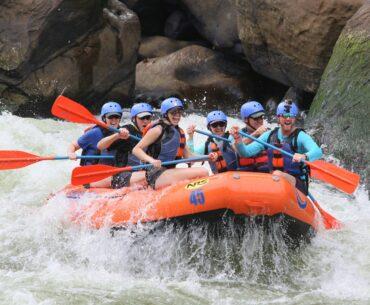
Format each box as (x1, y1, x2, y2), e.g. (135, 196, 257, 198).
(102, 115, 107, 123)
(246, 120, 256, 132)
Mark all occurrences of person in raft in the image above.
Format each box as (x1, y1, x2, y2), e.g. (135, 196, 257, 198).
(230, 100, 323, 194)
(132, 97, 210, 189)
(237, 101, 270, 172)
(67, 101, 123, 166)
(92, 103, 154, 188)
(186, 110, 238, 174)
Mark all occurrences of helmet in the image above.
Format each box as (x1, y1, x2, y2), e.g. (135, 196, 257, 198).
(206, 111, 227, 125)
(276, 100, 299, 117)
(101, 101, 122, 117)
(240, 101, 265, 120)
(130, 103, 153, 118)
(160, 97, 184, 115)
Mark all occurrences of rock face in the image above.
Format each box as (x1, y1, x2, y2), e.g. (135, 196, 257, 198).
(307, 2, 370, 191)
(136, 45, 256, 108)
(180, 0, 239, 48)
(0, 0, 140, 114)
(236, 0, 364, 92)
(139, 36, 195, 59)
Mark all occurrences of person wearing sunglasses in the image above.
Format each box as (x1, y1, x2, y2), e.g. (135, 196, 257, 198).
(231, 100, 322, 194)
(187, 111, 238, 174)
(237, 101, 270, 172)
(93, 103, 154, 189)
(67, 101, 122, 166)
(133, 97, 209, 189)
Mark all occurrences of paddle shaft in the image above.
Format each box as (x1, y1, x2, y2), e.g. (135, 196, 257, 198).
(238, 130, 354, 186)
(194, 129, 232, 143)
(0, 155, 114, 162)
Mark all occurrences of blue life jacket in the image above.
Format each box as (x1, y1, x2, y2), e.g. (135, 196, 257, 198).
(266, 127, 307, 177)
(204, 132, 237, 174)
(146, 120, 185, 168)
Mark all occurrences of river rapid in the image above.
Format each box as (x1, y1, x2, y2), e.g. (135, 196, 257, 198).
(0, 111, 369, 305)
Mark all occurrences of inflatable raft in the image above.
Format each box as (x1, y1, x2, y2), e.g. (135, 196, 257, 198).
(50, 172, 322, 242)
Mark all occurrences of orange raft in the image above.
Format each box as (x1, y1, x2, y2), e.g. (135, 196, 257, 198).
(51, 172, 322, 241)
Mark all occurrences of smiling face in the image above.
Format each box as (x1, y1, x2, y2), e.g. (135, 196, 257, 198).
(167, 107, 183, 126)
(209, 121, 227, 137)
(105, 114, 122, 128)
(278, 114, 296, 134)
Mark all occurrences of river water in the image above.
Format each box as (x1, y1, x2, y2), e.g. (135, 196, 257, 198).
(0, 111, 369, 305)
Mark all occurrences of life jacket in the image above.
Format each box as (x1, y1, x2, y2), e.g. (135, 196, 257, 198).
(237, 127, 269, 172)
(114, 124, 143, 167)
(204, 132, 237, 174)
(266, 127, 308, 177)
(80, 125, 113, 166)
(143, 119, 186, 168)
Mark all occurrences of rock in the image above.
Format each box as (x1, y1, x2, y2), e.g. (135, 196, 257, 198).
(139, 36, 195, 59)
(307, 2, 370, 193)
(180, 0, 239, 48)
(0, 0, 140, 115)
(136, 45, 256, 108)
(236, 0, 364, 92)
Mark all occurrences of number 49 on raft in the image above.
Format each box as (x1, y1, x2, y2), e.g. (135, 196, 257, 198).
(190, 190, 205, 206)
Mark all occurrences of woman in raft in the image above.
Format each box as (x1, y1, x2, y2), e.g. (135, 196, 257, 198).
(132, 97, 211, 189)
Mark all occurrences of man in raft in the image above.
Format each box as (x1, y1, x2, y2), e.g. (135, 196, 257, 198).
(67, 101, 122, 166)
(133, 97, 210, 189)
(91, 103, 154, 188)
(187, 110, 239, 174)
(231, 100, 323, 194)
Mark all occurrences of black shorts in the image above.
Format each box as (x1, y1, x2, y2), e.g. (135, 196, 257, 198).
(145, 167, 167, 189)
(111, 172, 132, 189)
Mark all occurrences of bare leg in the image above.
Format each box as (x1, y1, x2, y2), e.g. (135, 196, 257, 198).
(90, 171, 146, 188)
(90, 177, 112, 188)
(155, 167, 209, 189)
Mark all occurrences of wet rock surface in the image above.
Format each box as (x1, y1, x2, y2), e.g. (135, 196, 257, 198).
(307, 2, 370, 191)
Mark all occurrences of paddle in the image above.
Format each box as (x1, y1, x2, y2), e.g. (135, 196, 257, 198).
(51, 95, 141, 141)
(0, 150, 114, 170)
(237, 130, 360, 194)
(194, 129, 232, 143)
(307, 192, 342, 230)
(71, 156, 210, 186)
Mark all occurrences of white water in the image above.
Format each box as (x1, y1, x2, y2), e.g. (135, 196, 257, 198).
(0, 111, 369, 305)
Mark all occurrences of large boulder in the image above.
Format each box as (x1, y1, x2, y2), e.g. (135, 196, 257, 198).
(139, 36, 195, 59)
(180, 0, 239, 48)
(136, 45, 256, 108)
(307, 2, 370, 192)
(236, 0, 364, 92)
(0, 0, 140, 115)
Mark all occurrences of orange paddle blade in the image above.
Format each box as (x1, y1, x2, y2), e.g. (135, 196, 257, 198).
(311, 200, 342, 230)
(0, 150, 45, 170)
(71, 164, 131, 186)
(52, 95, 103, 126)
(309, 160, 360, 194)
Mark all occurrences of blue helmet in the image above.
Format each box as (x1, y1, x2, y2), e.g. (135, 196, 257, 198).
(130, 103, 153, 118)
(160, 97, 184, 115)
(276, 100, 299, 117)
(240, 101, 265, 120)
(206, 111, 227, 125)
(101, 101, 122, 117)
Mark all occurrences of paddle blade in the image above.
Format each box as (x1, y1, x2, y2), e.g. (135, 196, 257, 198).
(52, 95, 100, 125)
(0, 150, 42, 170)
(309, 160, 360, 194)
(71, 164, 129, 186)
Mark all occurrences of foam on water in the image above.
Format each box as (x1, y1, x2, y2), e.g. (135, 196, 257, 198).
(0, 111, 369, 305)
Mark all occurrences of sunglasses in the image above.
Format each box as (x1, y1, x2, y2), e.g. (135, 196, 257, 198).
(210, 121, 227, 128)
(168, 109, 183, 116)
(106, 115, 122, 120)
(250, 115, 265, 121)
(138, 115, 152, 121)
(280, 113, 296, 118)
